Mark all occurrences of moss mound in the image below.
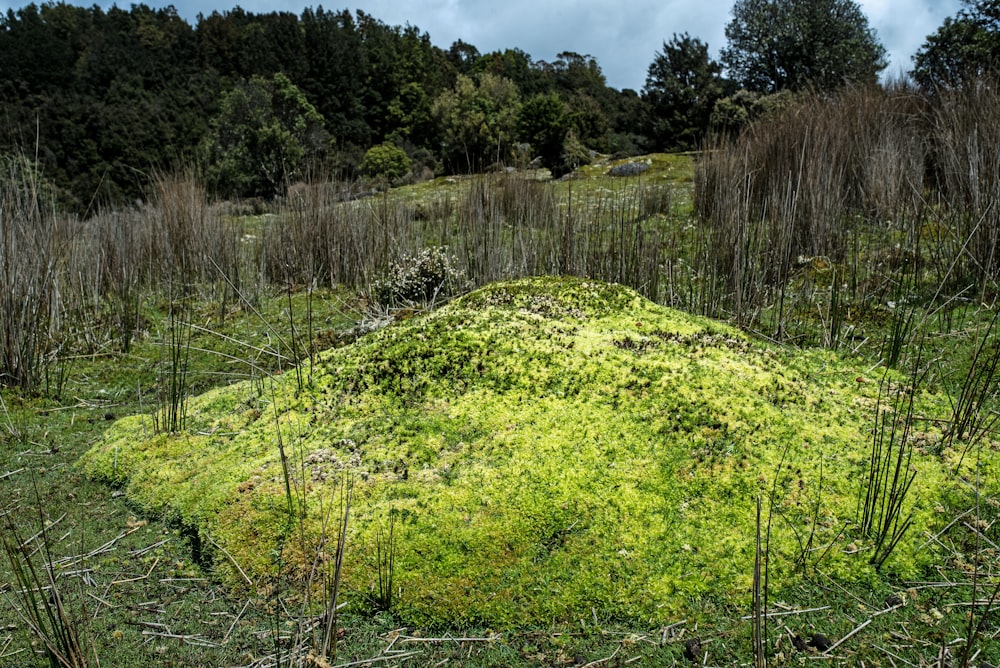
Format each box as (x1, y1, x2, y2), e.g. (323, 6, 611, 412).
(80, 277, 993, 626)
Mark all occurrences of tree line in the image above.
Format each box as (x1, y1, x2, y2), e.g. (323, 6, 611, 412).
(0, 0, 995, 209)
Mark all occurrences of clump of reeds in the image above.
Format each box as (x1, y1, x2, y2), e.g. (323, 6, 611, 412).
(693, 78, 1000, 347)
(694, 84, 928, 334)
(0, 154, 69, 392)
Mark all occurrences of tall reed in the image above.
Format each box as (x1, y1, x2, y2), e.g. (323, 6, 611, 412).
(695, 85, 928, 335)
(0, 154, 68, 391)
(259, 172, 670, 304)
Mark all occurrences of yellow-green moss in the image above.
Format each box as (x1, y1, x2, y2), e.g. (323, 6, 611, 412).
(79, 276, 994, 626)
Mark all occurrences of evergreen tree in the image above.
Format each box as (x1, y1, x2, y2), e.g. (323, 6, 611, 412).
(643, 33, 728, 150)
(432, 73, 521, 173)
(518, 93, 571, 175)
(912, 0, 1000, 89)
(199, 73, 326, 198)
(721, 0, 887, 93)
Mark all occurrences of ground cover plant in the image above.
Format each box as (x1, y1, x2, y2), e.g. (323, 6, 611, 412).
(3, 84, 1000, 665)
(77, 276, 996, 627)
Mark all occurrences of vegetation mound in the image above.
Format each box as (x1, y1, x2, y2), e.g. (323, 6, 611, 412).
(80, 277, 991, 627)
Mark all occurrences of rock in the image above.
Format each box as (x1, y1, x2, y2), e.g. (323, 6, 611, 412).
(608, 161, 650, 177)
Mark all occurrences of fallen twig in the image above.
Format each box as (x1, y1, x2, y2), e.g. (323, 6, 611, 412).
(205, 532, 253, 587)
(131, 538, 170, 557)
(916, 507, 975, 553)
(741, 605, 831, 620)
(399, 634, 499, 643)
(581, 645, 620, 667)
(54, 524, 145, 567)
(140, 630, 220, 646)
(659, 620, 686, 645)
(822, 618, 871, 655)
(962, 521, 999, 550)
(223, 598, 252, 643)
(110, 556, 160, 585)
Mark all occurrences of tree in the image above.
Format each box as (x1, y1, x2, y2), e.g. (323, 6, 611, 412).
(360, 142, 411, 182)
(432, 73, 521, 173)
(643, 33, 728, 150)
(721, 0, 887, 93)
(299, 8, 370, 149)
(912, 0, 1000, 89)
(540, 52, 615, 150)
(199, 72, 326, 198)
(475, 48, 542, 97)
(446, 39, 480, 75)
(517, 93, 571, 175)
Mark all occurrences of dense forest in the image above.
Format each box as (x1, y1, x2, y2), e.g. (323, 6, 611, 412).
(1, 0, 995, 210)
(0, 3, 652, 208)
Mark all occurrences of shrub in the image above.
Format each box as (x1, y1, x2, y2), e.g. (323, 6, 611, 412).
(360, 142, 412, 182)
(370, 247, 468, 308)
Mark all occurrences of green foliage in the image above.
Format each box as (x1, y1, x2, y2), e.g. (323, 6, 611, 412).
(721, 0, 887, 93)
(545, 52, 616, 151)
(432, 73, 521, 173)
(298, 8, 371, 149)
(517, 94, 571, 175)
(360, 142, 412, 182)
(199, 72, 326, 198)
(0, 3, 215, 208)
(445, 39, 480, 75)
(80, 277, 988, 628)
(709, 89, 800, 136)
(643, 33, 728, 151)
(0, 3, 648, 204)
(912, 0, 1000, 89)
(474, 47, 544, 97)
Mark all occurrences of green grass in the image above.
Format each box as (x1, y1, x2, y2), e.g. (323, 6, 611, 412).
(2, 155, 999, 667)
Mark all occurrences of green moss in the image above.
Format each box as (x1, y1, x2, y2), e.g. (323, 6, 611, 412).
(79, 276, 996, 627)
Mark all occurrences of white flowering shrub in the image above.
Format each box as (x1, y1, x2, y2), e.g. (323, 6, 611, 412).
(370, 247, 469, 308)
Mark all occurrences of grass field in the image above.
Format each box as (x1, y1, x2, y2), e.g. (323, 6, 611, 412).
(2, 120, 999, 666)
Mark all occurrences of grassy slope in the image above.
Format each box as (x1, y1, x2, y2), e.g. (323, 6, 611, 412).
(3, 154, 998, 666)
(80, 276, 993, 630)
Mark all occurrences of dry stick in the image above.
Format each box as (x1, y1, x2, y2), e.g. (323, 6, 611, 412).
(110, 556, 160, 585)
(753, 495, 765, 668)
(871, 602, 906, 618)
(0, 468, 24, 480)
(962, 521, 1000, 550)
(875, 644, 917, 667)
(204, 532, 253, 587)
(660, 620, 687, 645)
(140, 630, 219, 646)
(399, 635, 499, 643)
(915, 507, 976, 553)
(54, 523, 145, 567)
(581, 644, 621, 667)
(86, 591, 115, 618)
(20, 513, 66, 550)
(131, 537, 169, 557)
(822, 618, 871, 655)
(223, 598, 253, 643)
(740, 606, 831, 620)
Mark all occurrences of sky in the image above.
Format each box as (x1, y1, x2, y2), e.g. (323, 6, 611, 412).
(1, 0, 965, 91)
